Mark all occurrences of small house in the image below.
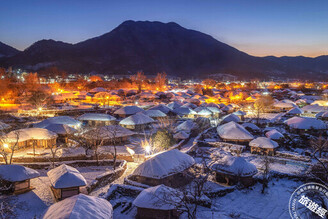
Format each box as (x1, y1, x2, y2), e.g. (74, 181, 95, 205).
(47, 164, 87, 201)
(249, 137, 279, 155)
(77, 113, 116, 126)
(34, 116, 82, 129)
(42, 194, 113, 219)
(0, 165, 39, 194)
(133, 185, 180, 219)
(128, 149, 195, 188)
(217, 121, 254, 143)
(119, 113, 154, 130)
(211, 156, 258, 187)
(4, 128, 58, 149)
(113, 106, 144, 118)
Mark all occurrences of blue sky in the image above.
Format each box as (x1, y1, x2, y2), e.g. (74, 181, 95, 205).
(0, 0, 327, 57)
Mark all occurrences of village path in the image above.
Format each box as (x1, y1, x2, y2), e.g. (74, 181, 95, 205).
(90, 161, 139, 197)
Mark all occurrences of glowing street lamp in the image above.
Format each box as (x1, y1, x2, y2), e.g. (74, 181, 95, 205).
(145, 145, 151, 154)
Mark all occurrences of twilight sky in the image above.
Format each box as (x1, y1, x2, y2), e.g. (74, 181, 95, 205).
(0, 0, 327, 57)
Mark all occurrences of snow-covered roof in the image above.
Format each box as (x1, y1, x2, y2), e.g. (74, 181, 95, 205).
(167, 101, 183, 110)
(241, 122, 260, 131)
(149, 104, 172, 114)
(89, 87, 108, 93)
(217, 121, 254, 141)
(42, 194, 113, 219)
(221, 105, 233, 112)
(132, 149, 195, 179)
(5, 128, 58, 143)
(249, 137, 279, 149)
(77, 113, 116, 122)
(221, 114, 241, 123)
(47, 164, 87, 189)
(284, 116, 327, 130)
(45, 124, 77, 135)
(141, 110, 167, 118)
(0, 165, 39, 182)
(273, 101, 296, 108)
(0, 121, 11, 130)
(114, 106, 144, 115)
(233, 110, 246, 116)
(119, 113, 154, 125)
(133, 185, 180, 210)
(206, 107, 221, 114)
(194, 107, 213, 116)
(316, 111, 328, 118)
(84, 125, 135, 139)
(173, 107, 197, 116)
(211, 156, 258, 177)
(302, 104, 326, 113)
(34, 116, 81, 128)
(287, 107, 303, 115)
(181, 102, 197, 109)
(173, 131, 189, 140)
(175, 120, 198, 133)
(265, 129, 284, 140)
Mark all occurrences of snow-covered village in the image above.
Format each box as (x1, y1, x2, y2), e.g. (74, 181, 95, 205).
(1, 1, 328, 219)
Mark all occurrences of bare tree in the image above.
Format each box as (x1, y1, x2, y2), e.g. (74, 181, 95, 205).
(72, 127, 94, 157)
(154, 72, 167, 92)
(46, 143, 59, 169)
(85, 127, 105, 166)
(157, 154, 216, 219)
(0, 130, 20, 165)
(261, 152, 272, 193)
(310, 135, 328, 158)
(308, 153, 328, 186)
(102, 125, 122, 170)
(130, 71, 146, 93)
(252, 96, 274, 125)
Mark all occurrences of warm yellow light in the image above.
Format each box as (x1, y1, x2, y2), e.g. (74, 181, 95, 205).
(3, 143, 8, 148)
(145, 145, 151, 153)
(38, 107, 43, 111)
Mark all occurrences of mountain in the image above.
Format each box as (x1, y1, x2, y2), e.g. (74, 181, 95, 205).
(1, 20, 328, 79)
(0, 41, 20, 57)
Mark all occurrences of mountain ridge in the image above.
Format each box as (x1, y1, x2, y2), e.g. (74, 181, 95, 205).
(1, 20, 327, 79)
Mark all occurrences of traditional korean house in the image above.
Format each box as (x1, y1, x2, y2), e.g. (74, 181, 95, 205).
(133, 185, 180, 219)
(34, 116, 82, 129)
(119, 113, 154, 131)
(47, 164, 87, 201)
(172, 107, 197, 119)
(141, 110, 168, 120)
(211, 155, 258, 187)
(42, 194, 113, 219)
(0, 165, 39, 194)
(44, 124, 76, 143)
(77, 113, 116, 126)
(221, 114, 241, 124)
(4, 128, 58, 149)
(284, 116, 327, 135)
(113, 106, 145, 118)
(232, 110, 246, 121)
(217, 121, 254, 143)
(128, 149, 195, 188)
(83, 125, 135, 145)
(249, 137, 279, 155)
